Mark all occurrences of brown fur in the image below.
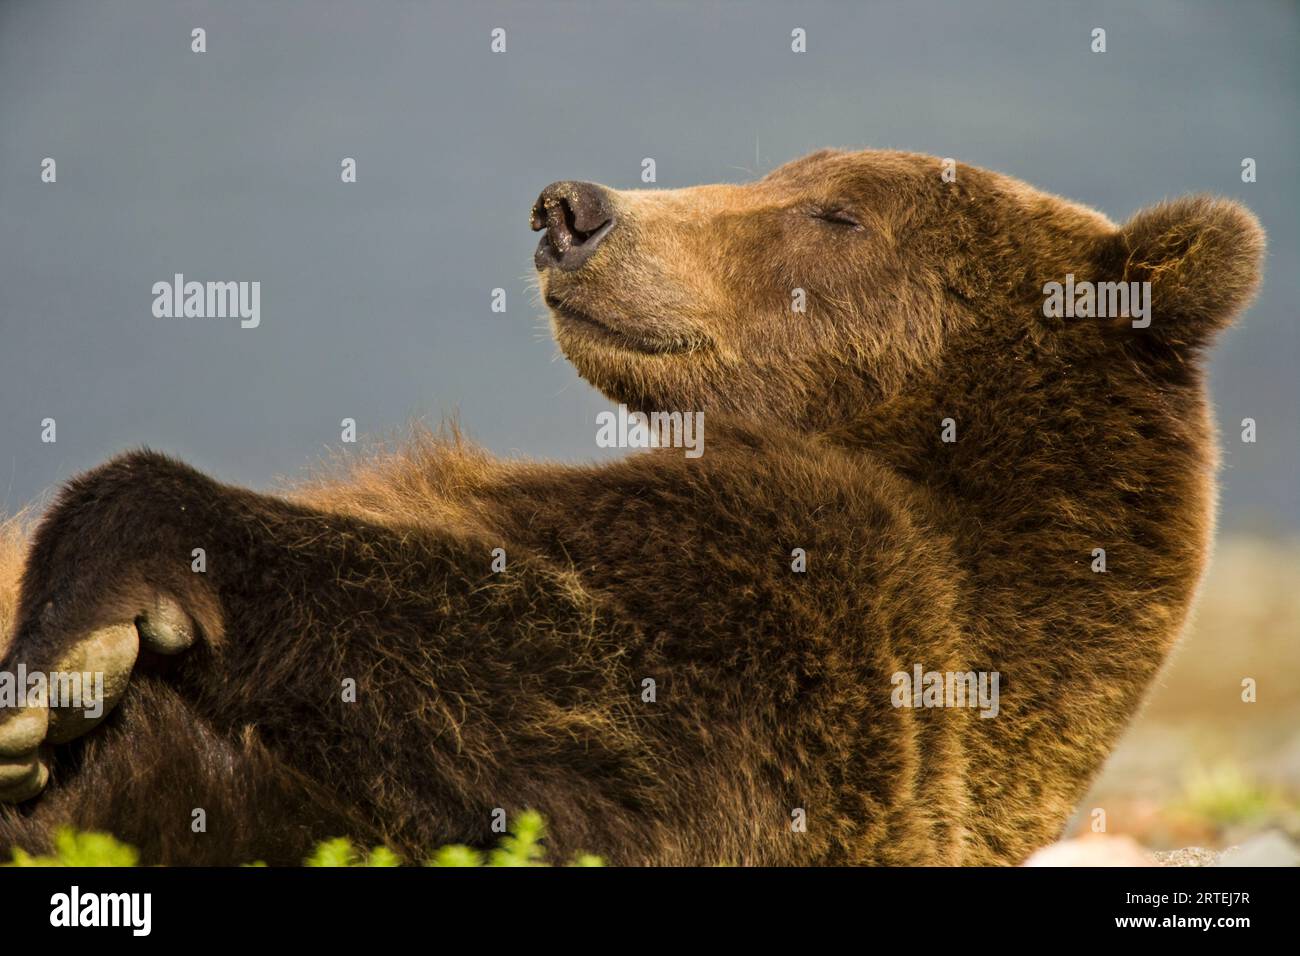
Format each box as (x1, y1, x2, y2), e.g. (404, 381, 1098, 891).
(0, 149, 1264, 865)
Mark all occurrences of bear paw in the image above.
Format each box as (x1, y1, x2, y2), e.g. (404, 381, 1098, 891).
(0, 597, 197, 803)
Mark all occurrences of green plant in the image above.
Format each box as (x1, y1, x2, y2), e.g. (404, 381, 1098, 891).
(5, 827, 139, 867)
(304, 838, 401, 868)
(4, 812, 604, 868)
(1172, 762, 1289, 828)
(424, 809, 599, 867)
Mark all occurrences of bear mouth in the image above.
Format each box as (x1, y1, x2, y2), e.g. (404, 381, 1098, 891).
(545, 296, 694, 355)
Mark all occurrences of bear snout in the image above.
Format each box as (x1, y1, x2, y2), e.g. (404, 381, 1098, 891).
(531, 181, 616, 272)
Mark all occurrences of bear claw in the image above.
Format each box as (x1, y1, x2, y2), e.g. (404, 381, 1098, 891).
(44, 622, 140, 744)
(136, 594, 196, 655)
(0, 757, 47, 803)
(0, 706, 48, 757)
(0, 593, 201, 803)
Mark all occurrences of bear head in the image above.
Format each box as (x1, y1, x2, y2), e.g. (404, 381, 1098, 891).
(532, 148, 1264, 434)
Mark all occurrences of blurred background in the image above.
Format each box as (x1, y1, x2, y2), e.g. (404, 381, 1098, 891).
(1, 0, 1296, 855)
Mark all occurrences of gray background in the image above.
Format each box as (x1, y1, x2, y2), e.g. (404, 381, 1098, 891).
(1, 0, 1296, 531)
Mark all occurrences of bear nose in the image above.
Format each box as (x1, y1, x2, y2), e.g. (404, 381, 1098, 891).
(531, 181, 615, 272)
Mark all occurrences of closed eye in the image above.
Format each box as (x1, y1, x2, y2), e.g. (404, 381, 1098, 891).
(809, 207, 865, 230)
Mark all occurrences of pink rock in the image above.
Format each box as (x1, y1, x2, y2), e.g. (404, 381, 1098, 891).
(1024, 835, 1155, 867)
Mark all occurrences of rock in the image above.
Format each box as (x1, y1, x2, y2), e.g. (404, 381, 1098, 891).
(1023, 834, 1154, 866)
(1153, 847, 1223, 867)
(1214, 830, 1300, 867)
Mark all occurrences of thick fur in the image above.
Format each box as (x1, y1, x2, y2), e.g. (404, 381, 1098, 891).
(0, 149, 1264, 865)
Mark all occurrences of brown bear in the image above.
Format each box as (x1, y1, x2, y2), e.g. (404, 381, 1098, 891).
(0, 148, 1265, 865)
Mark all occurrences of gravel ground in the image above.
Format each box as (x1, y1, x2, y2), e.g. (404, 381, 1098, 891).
(1152, 847, 1223, 866)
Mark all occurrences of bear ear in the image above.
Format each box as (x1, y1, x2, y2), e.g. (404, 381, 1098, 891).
(1109, 196, 1264, 347)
